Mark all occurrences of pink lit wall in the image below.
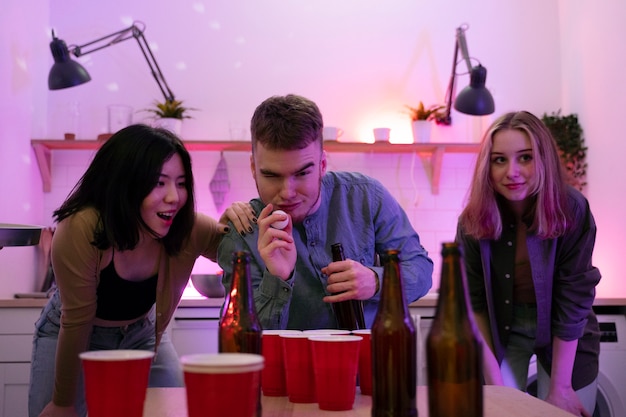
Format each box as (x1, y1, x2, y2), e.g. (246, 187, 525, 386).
(40, 1, 562, 142)
(0, 1, 47, 297)
(558, 2, 626, 301)
(1, 0, 624, 300)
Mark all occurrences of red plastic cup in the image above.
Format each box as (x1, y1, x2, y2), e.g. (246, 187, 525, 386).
(302, 329, 352, 335)
(352, 329, 372, 395)
(181, 353, 264, 417)
(79, 349, 155, 417)
(280, 333, 317, 403)
(309, 335, 362, 411)
(261, 330, 302, 396)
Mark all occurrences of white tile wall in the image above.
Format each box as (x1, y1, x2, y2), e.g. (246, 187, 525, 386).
(42, 148, 478, 292)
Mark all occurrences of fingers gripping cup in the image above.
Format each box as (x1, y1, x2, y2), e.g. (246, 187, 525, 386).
(79, 349, 155, 417)
(181, 353, 264, 417)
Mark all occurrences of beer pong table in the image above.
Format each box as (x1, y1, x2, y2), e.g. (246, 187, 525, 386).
(143, 385, 574, 416)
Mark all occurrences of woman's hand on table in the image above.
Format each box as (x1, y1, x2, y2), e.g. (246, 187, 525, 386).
(545, 388, 592, 417)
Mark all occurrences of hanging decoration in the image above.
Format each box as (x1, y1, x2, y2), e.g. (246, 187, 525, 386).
(209, 152, 231, 212)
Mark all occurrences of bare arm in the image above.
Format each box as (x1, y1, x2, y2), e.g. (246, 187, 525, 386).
(545, 337, 591, 417)
(474, 310, 504, 385)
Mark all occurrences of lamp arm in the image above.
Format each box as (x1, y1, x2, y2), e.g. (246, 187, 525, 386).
(68, 22, 175, 102)
(69, 26, 135, 57)
(456, 25, 473, 74)
(132, 28, 175, 102)
(436, 34, 459, 126)
(435, 24, 478, 126)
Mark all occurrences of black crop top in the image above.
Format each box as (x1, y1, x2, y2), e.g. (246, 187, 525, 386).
(96, 261, 158, 321)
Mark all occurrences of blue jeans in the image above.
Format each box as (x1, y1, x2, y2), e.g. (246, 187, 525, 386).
(28, 290, 183, 417)
(500, 303, 597, 415)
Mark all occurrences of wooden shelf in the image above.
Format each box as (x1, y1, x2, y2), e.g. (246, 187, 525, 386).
(30, 139, 255, 192)
(31, 139, 480, 194)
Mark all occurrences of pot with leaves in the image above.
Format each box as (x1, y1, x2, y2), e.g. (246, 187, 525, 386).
(541, 110, 587, 191)
(143, 99, 197, 136)
(405, 102, 445, 143)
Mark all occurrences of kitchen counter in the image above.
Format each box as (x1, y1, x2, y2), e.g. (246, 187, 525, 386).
(0, 296, 225, 308)
(142, 385, 573, 417)
(0, 294, 439, 309)
(2, 292, 625, 308)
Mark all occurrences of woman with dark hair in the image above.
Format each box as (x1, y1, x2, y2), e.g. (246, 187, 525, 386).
(456, 111, 601, 417)
(29, 124, 249, 417)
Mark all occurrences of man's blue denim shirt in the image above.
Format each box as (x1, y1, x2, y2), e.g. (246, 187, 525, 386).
(218, 171, 433, 330)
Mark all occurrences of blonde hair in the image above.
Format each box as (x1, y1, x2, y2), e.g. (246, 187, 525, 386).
(459, 111, 569, 239)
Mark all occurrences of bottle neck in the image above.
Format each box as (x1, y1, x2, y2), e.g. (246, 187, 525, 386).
(228, 259, 255, 311)
(436, 253, 472, 322)
(331, 243, 345, 261)
(380, 254, 409, 315)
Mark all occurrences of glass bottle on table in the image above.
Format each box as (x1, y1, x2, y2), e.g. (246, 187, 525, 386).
(219, 250, 262, 353)
(330, 243, 366, 330)
(219, 250, 263, 416)
(426, 242, 483, 417)
(371, 249, 417, 417)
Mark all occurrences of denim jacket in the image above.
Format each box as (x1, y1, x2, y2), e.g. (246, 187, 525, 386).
(218, 171, 433, 330)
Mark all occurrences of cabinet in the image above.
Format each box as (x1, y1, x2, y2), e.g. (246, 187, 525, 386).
(0, 302, 220, 417)
(409, 302, 437, 386)
(167, 306, 221, 357)
(0, 298, 437, 416)
(31, 139, 479, 194)
(0, 307, 42, 417)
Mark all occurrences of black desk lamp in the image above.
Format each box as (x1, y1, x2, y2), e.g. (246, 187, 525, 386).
(436, 24, 495, 125)
(47, 21, 175, 102)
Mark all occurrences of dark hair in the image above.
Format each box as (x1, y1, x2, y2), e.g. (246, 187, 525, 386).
(53, 124, 196, 255)
(250, 94, 324, 153)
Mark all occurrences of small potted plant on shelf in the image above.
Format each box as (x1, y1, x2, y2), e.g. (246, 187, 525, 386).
(142, 99, 197, 135)
(405, 102, 445, 143)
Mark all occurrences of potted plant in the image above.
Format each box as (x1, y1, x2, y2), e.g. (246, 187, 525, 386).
(142, 99, 197, 135)
(541, 110, 587, 191)
(405, 102, 445, 143)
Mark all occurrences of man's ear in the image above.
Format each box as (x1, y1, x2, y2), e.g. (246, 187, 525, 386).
(320, 150, 328, 176)
(250, 154, 256, 181)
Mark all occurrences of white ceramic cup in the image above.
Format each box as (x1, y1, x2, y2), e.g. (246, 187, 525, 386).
(323, 126, 344, 141)
(373, 127, 391, 142)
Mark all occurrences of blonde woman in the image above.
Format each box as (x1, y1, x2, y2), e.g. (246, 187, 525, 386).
(456, 111, 600, 417)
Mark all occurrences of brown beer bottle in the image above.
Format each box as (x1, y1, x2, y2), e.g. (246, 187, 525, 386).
(219, 251, 263, 417)
(426, 242, 482, 417)
(371, 249, 417, 417)
(219, 250, 262, 353)
(330, 243, 366, 330)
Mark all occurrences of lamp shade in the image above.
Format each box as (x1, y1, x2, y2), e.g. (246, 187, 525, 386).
(454, 65, 495, 116)
(48, 37, 91, 90)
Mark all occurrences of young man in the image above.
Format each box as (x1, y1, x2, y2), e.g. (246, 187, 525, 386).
(218, 94, 433, 330)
